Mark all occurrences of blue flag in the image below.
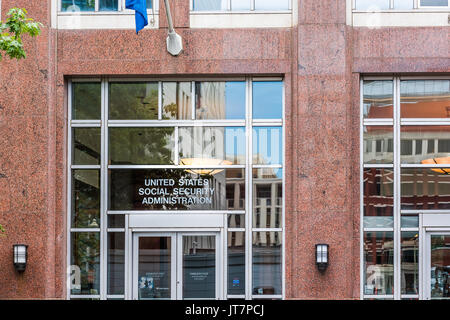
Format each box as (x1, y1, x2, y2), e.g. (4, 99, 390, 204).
(126, 0, 148, 34)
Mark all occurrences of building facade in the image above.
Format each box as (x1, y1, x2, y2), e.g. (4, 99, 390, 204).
(0, 0, 448, 300)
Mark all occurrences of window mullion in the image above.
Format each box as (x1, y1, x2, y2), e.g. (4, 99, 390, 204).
(394, 77, 402, 301)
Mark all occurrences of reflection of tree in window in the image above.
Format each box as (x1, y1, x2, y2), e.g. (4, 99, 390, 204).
(109, 128, 175, 165)
(72, 83, 101, 119)
(109, 82, 158, 120)
(71, 232, 100, 294)
(72, 170, 100, 228)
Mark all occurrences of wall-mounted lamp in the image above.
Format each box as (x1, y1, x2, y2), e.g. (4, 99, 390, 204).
(315, 244, 329, 273)
(13, 244, 28, 272)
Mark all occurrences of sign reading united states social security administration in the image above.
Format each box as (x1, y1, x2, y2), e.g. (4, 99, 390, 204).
(138, 178, 215, 206)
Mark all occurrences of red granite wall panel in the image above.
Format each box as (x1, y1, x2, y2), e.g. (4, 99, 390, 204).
(353, 27, 450, 73)
(287, 0, 358, 299)
(0, 0, 61, 299)
(56, 28, 292, 75)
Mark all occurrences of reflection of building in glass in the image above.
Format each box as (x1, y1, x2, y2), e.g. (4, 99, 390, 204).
(401, 235, 419, 295)
(401, 169, 450, 210)
(363, 168, 394, 221)
(364, 233, 394, 295)
(253, 168, 283, 233)
(179, 127, 246, 165)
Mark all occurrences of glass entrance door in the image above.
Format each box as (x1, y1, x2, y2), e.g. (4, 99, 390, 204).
(133, 232, 220, 300)
(133, 234, 176, 300)
(425, 233, 450, 300)
(179, 235, 217, 300)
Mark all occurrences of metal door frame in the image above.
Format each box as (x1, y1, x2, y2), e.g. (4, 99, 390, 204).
(132, 232, 177, 300)
(422, 229, 450, 300)
(132, 230, 223, 300)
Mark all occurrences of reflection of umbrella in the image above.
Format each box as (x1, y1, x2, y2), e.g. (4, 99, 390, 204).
(180, 158, 232, 175)
(421, 157, 450, 174)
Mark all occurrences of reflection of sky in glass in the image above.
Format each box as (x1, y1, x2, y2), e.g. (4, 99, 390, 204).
(253, 127, 282, 165)
(255, 0, 290, 10)
(225, 127, 246, 163)
(363, 80, 393, 117)
(253, 82, 283, 119)
(193, 0, 228, 10)
(355, 0, 390, 10)
(401, 80, 450, 97)
(231, 0, 251, 10)
(394, 0, 414, 9)
(225, 82, 246, 119)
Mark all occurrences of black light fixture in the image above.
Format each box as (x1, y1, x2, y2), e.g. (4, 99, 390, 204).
(13, 244, 28, 272)
(315, 244, 329, 272)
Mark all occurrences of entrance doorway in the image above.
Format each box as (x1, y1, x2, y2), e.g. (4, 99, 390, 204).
(132, 232, 221, 300)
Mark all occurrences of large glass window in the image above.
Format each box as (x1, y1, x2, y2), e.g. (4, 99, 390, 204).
(69, 78, 284, 300)
(361, 77, 450, 300)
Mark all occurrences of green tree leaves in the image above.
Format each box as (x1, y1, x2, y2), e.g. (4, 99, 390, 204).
(0, 7, 43, 61)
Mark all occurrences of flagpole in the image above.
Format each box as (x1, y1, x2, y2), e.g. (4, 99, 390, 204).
(163, 0, 183, 56)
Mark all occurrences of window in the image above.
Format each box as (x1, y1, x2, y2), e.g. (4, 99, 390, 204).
(361, 76, 450, 300)
(355, 0, 450, 10)
(60, 0, 153, 12)
(69, 77, 284, 300)
(192, 0, 290, 11)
